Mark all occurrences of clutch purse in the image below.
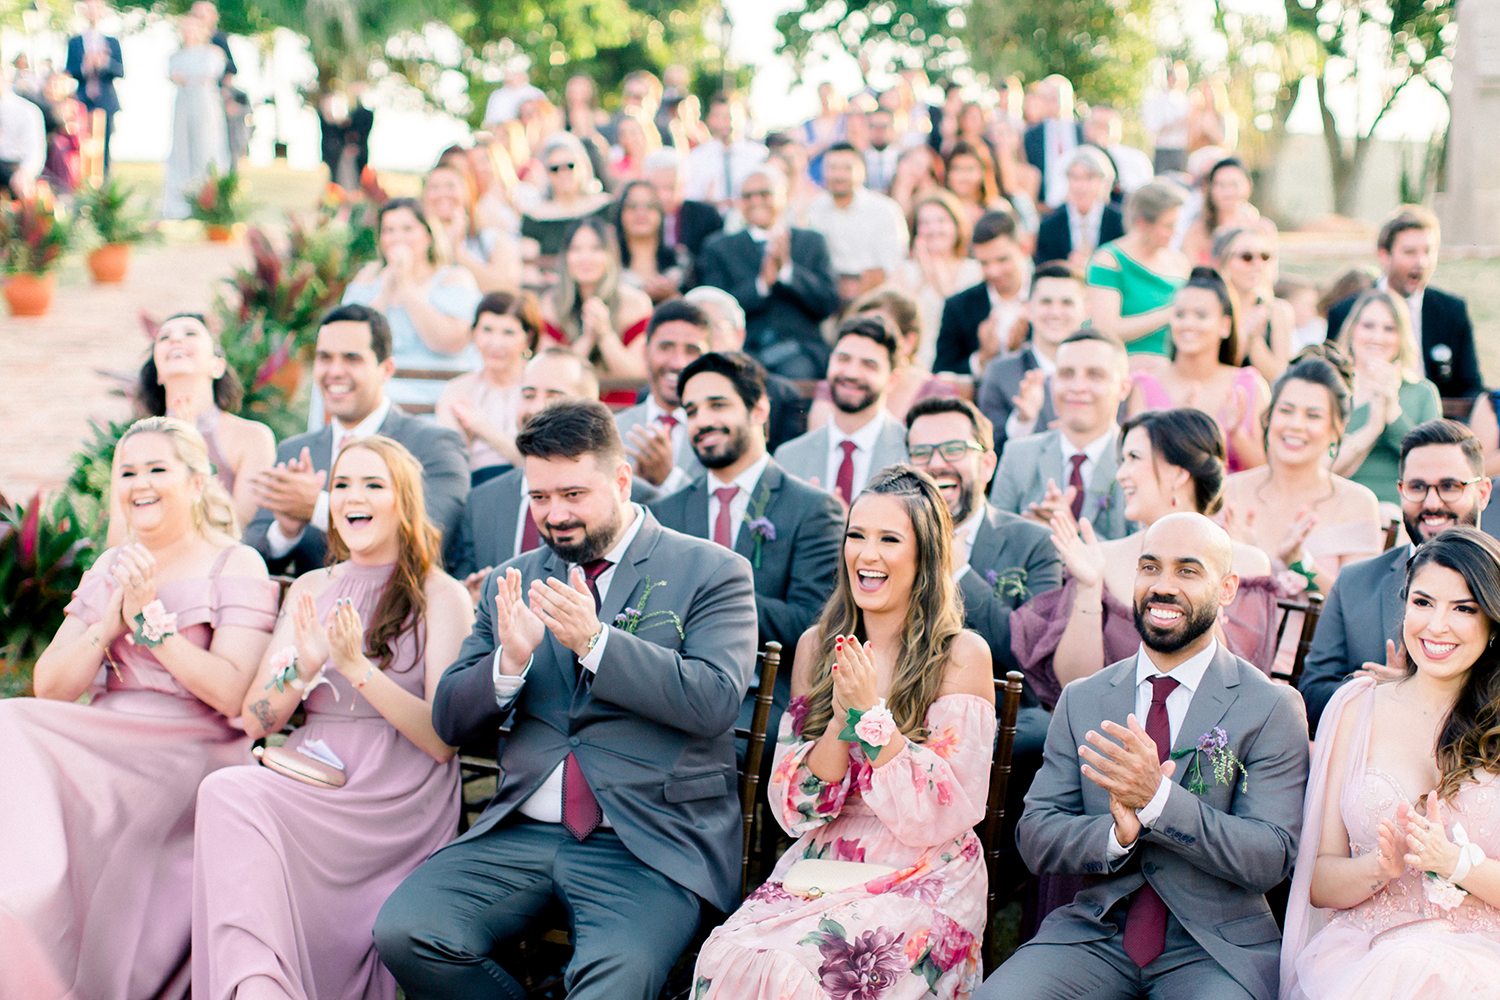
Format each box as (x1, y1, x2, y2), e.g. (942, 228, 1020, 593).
(253, 743, 346, 789)
(781, 858, 895, 899)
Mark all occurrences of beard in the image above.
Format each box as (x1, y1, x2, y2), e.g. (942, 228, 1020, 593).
(693, 423, 750, 470)
(1404, 503, 1479, 545)
(831, 377, 878, 415)
(931, 472, 976, 523)
(542, 506, 622, 565)
(1133, 591, 1219, 654)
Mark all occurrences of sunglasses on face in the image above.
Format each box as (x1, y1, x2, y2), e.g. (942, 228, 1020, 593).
(548, 162, 577, 173)
(1237, 251, 1273, 263)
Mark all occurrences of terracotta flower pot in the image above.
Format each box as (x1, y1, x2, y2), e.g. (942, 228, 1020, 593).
(87, 242, 132, 283)
(205, 224, 236, 242)
(4, 272, 57, 316)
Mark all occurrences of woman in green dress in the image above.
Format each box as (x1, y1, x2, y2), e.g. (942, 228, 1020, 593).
(1331, 288, 1442, 510)
(1085, 180, 1191, 364)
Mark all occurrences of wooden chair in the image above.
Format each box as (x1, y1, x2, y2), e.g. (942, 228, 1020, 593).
(390, 368, 463, 416)
(980, 670, 1025, 976)
(1443, 397, 1476, 422)
(1272, 593, 1324, 689)
(1382, 518, 1402, 552)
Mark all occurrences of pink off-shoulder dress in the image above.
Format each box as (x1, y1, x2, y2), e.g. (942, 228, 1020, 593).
(0, 546, 278, 1000)
(692, 693, 996, 1000)
(191, 561, 460, 1000)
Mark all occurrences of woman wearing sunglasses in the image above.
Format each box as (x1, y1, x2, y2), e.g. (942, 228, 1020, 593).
(519, 132, 614, 264)
(1216, 226, 1296, 382)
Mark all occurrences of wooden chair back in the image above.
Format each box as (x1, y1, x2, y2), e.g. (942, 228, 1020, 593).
(981, 670, 1025, 975)
(1272, 593, 1324, 688)
(1382, 518, 1402, 552)
(736, 641, 782, 898)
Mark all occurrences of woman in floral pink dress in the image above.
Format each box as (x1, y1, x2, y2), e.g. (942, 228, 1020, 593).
(693, 465, 997, 1000)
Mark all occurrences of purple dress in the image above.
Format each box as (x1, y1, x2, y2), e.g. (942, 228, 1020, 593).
(0, 546, 278, 1000)
(191, 561, 460, 1000)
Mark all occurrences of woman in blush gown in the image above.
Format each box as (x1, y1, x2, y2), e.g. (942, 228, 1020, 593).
(192, 435, 473, 1000)
(693, 466, 997, 1000)
(1282, 527, 1500, 999)
(0, 417, 277, 1000)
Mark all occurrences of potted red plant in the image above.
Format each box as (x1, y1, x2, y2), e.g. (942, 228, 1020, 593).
(0, 196, 73, 316)
(187, 165, 247, 241)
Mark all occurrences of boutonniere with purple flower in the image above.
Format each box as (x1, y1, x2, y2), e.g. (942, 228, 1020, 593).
(612, 576, 685, 639)
(983, 567, 1030, 601)
(1096, 493, 1114, 516)
(741, 481, 776, 568)
(1170, 727, 1248, 795)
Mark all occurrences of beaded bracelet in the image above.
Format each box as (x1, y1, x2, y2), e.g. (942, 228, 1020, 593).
(353, 663, 376, 689)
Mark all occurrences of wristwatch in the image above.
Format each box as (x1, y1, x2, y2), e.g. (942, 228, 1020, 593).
(583, 625, 604, 656)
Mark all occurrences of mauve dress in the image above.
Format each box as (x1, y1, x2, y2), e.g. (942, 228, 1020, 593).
(191, 561, 460, 1000)
(0, 546, 278, 1000)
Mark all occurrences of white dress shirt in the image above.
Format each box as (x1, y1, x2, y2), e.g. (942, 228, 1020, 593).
(266, 398, 392, 557)
(805, 187, 910, 278)
(746, 225, 796, 298)
(683, 139, 769, 204)
(1060, 425, 1117, 493)
(1042, 119, 1080, 209)
(706, 454, 770, 551)
(644, 395, 693, 494)
(825, 410, 890, 501)
(1106, 639, 1220, 860)
(1066, 202, 1106, 257)
(985, 282, 1030, 371)
(951, 506, 987, 583)
(490, 502, 649, 826)
(0, 92, 46, 179)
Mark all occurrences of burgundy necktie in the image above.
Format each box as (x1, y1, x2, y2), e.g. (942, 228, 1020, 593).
(657, 413, 679, 432)
(520, 511, 541, 553)
(1068, 453, 1087, 521)
(561, 557, 612, 841)
(713, 486, 738, 548)
(835, 439, 858, 506)
(1122, 674, 1180, 968)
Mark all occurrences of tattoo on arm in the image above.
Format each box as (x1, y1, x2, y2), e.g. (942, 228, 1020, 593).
(248, 698, 277, 732)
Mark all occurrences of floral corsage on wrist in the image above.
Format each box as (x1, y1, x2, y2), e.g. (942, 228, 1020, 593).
(1170, 727, 1248, 795)
(264, 645, 338, 702)
(1424, 821, 1485, 911)
(126, 600, 178, 648)
(840, 698, 897, 759)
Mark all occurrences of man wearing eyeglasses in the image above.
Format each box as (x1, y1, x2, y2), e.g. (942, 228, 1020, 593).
(1300, 419, 1492, 734)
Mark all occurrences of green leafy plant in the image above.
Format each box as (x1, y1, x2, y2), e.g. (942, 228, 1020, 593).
(64, 418, 130, 554)
(187, 165, 248, 228)
(76, 175, 161, 247)
(0, 196, 74, 275)
(214, 313, 309, 441)
(0, 491, 98, 664)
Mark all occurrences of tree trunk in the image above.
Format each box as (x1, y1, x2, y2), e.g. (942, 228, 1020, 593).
(1316, 74, 1362, 218)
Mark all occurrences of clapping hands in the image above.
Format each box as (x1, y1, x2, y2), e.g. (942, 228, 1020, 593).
(831, 635, 878, 716)
(111, 543, 158, 624)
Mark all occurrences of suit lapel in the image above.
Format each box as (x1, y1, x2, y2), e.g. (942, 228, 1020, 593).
(683, 477, 711, 541)
(497, 472, 523, 560)
(968, 506, 1003, 571)
(734, 463, 782, 561)
(1040, 436, 1066, 497)
(1170, 645, 1238, 764)
(1104, 656, 1140, 735)
(1381, 548, 1408, 647)
(311, 426, 335, 473)
(598, 511, 663, 628)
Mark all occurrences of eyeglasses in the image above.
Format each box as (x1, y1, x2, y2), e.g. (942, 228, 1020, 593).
(741, 188, 774, 200)
(1397, 477, 1483, 503)
(548, 162, 577, 173)
(907, 439, 984, 464)
(622, 200, 658, 212)
(1236, 251, 1273, 263)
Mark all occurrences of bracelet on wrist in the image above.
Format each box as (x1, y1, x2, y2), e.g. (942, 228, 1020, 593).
(353, 662, 377, 689)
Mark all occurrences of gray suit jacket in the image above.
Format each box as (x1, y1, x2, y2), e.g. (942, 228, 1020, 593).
(615, 401, 705, 486)
(772, 415, 909, 496)
(1019, 645, 1310, 1000)
(432, 509, 759, 913)
(975, 349, 1055, 456)
(1298, 544, 1407, 737)
(448, 467, 660, 578)
(244, 405, 469, 577)
(958, 504, 1061, 677)
(989, 428, 1131, 540)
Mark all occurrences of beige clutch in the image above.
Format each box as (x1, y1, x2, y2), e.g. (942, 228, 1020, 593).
(254, 743, 346, 789)
(781, 858, 896, 899)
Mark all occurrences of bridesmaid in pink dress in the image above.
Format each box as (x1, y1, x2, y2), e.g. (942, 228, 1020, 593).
(1282, 528, 1500, 998)
(0, 417, 278, 1000)
(693, 466, 996, 1000)
(192, 436, 472, 1000)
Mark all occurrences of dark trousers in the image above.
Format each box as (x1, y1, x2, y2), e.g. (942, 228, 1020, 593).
(374, 819, 702, 1000)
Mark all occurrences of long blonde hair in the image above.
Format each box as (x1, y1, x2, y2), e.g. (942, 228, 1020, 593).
(552, 215, 624, 346)
(1336, 288, 1423, 384)
(801, 466, 965, 743)
(117, 416, 238, 540)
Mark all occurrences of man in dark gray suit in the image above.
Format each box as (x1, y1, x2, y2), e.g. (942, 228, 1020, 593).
(979, 513, 1309, 1000)
(990, 329, 1134, 540)
(975, 261, 1088, 454)
(905, 397, 1060, 750)
(375, 400, 758, 1000)
(1300, 419, 1491, 734)
(653, 352, 842, 705)
(774, 316, 909, 506)
(244, 305, 468, 577)
(615, 300, 709, 493)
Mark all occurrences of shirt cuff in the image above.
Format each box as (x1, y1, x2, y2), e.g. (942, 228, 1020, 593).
(265, 519, 303, 559)
(777, 260, 794, 285)
(1136, 774, 1172, 828)
(580, 625, 609, 674)
(1005, 410, 1033, 441)
(952, 563, 972, 585)
(492, 648, 532, 707)
(755, 276, 770, 298)
(311, 491, 331, 533)
(1106, 824, 1132, 862)
(659, 466, 692, 494)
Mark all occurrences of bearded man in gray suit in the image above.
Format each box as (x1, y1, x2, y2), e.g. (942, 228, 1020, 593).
(978, 513, 1309, 1000)
(376, 399, 758, 1000)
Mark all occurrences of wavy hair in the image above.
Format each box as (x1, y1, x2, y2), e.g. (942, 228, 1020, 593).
(137, 312, 244, 416)
(1261, 344, 1354, 455)
(1398, 528, 1500, 799)
(1335, 287, 1424, 384)
(800, 465, 964, 743)
(1118, 408, 1228, 516)
(552, 215, 624, 347)
(325, 436, 442, 673)
(117, 416, 238, 540)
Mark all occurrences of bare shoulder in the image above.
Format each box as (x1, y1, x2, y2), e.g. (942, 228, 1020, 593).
(943, 630, 998, 704)
(219, 412, 276, 452)
(1223, 467, 1264, 504)
(1331, 476, 1381, 521)
(438, 265, 479, 290)
(617, 285, 655, 324)
(425, 569, 473, 615)
(790, 625, 824, 697)
(220, 543, 270, 579)
(1230, 540, 1272, 577)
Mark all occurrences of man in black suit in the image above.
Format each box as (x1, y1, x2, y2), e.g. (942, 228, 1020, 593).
(1022, 76, 1085, 210)
(65, 0, 124, 174)
(1325, 206, 1483, 400)
(244, 305, 469, 577)
(695, 166, 840, 380)
(1033, 146, 1125, 267)
(933, 210, 1031, 386)
(653, 352, 842, 704)
(645, 149, 723, 259)
(375, 400, 758, 1000)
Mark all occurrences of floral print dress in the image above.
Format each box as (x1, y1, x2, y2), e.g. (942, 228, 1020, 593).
(692, 693, 996, 1000)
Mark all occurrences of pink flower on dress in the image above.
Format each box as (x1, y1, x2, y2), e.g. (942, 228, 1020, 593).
(787, 695, 810, 737)
(903, 927, 930, 965)
(854, 701, 897, 747)
(926, 912, 976, 973)
(747, 881, 794, 905)
(926, 725, 960, 759)
(852, 757, 874, 794)
(815, 782, 843, 814)
(139, 600, 177, 642)
(817, 927, 907, 1000)
(892, 877, 943, 905)
(830, 837, 866, 863)
(935, 779, 954, 806)
(958, 837, 981, 863)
